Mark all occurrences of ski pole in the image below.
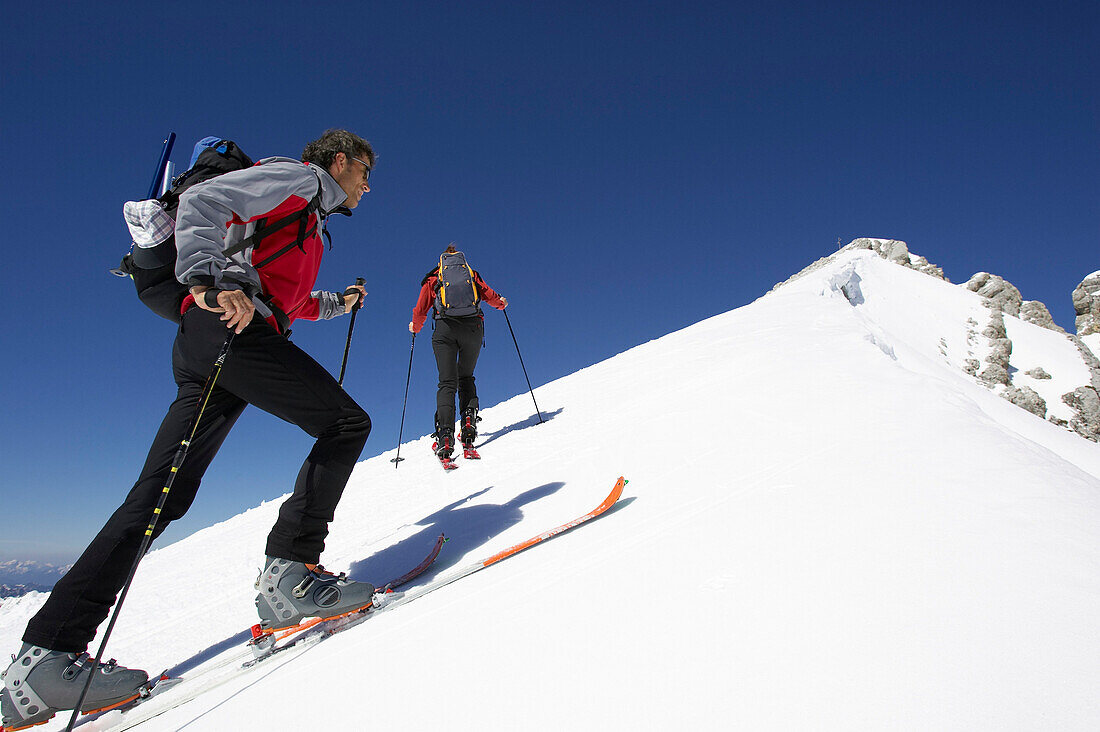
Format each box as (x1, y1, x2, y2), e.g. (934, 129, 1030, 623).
(338, 277, 365, 387)
(66, 330, 235, 732)
(391, 332, 416, 467)
(503, 309, 543, 424)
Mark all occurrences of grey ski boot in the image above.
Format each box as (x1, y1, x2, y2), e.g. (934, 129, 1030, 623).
(254, 558, 377, 631)
(0, 644, 149, 730)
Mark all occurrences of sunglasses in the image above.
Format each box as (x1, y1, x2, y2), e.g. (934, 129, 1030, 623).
(350, 156, 372, 183)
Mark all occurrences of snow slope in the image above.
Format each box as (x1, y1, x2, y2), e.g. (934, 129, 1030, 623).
(3, 249, 1099, 731)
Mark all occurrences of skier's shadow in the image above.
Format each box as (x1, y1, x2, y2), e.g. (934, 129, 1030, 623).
(347, 480, 566, 584)
(163, 481, 566, 680)
(476, 407, 564, 448)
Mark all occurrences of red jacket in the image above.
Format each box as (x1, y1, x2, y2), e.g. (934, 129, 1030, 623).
(411, 269, 505, 333)
(175, 157, 351, 332)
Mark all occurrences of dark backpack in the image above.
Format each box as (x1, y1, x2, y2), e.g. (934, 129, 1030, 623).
(431, 250, 481, 318)
(114, 139, 323, 323)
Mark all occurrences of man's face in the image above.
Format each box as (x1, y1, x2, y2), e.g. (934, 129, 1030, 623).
(330, 152, 371, 208)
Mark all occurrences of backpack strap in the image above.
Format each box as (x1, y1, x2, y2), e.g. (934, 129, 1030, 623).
(252, 194, 321, 269)
(467, 263, 480, 305)
(437, 253, 448, 310)
(221, 186, 323, 261)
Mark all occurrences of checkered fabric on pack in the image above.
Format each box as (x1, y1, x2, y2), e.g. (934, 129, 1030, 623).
(123, 199, 175, 247)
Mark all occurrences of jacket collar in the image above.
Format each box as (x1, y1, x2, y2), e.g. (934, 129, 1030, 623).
(309, 163, 354, 215)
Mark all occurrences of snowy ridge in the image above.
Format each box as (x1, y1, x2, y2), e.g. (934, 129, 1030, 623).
(2, 249, 1099, 730)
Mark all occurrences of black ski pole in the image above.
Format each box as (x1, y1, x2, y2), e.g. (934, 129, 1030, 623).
(338, 277, 365, 387)
(503, 309, 544, 424)
(391, 332, 416, 467)
(66, 330, 235, 732)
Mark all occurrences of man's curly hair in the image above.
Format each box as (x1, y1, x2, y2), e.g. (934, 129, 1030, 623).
(302, 129, 375, 170)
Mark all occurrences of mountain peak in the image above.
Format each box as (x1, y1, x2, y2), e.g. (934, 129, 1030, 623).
(772, 237, 946, 293)
(771, 239, 1100, 441)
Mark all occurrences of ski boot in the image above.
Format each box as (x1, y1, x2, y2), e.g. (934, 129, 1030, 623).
(460, 408, 481, 459)
(431, 426, 458, 470)
(432, 426, 455, 459)
(254, 558, 377, 632)
(1, 644, 149, 730)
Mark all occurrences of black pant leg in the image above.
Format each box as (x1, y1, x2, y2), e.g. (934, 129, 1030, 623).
(456, 318, 484, 414)
(432, 320, 460, 428)
(23, 376, 246, 653)
(189, 311, 371, 563)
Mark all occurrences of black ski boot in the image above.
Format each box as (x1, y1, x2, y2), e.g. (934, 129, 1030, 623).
(431, 423, 458, 470)
(460, 408, 482, 459)
(1, 644, 149, 729)
(460, 407, 480, 448)
(432, 426, 455, 459)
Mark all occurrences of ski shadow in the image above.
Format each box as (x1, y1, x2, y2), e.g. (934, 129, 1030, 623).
(347, 480, 566, 584)
(160, 481, 566, 680)
(477, 407, 564, 448)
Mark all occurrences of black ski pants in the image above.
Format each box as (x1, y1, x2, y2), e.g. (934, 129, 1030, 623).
(431, 316, 484, 430)
(24, 307, 370, 653)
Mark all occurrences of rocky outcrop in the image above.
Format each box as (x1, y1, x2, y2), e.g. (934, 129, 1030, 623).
(1002, 386, 1046, 419)
(1019, 301, 1064, 333)
(1068, 334, 1100, 393)
(1073, 272, 1100, 336)
(907, 254, 946, 280)
(847, 237, 911, 265)
(965, 273, 1022, 317)
(977, 309, 1012, 387)
(1024, 367, 1051, 380)
(846, 238, 947, 280)
(1062, 386, 1100, 442)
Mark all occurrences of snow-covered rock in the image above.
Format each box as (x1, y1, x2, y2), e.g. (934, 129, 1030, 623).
(1003, 385, 1046, 419)
(966, 272, 1023, 316)
(1074, 271, 1100, 336)
(1064, 386, 1100, 442)
(1020, 300, 1063, 333)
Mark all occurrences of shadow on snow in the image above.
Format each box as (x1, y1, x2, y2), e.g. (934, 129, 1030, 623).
(476, 407, 564, 448)
(164, 480, 568, 679)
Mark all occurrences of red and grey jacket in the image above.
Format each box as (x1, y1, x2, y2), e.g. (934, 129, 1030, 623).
(174, 156, 352, 332)
(410, 268, 505, 334)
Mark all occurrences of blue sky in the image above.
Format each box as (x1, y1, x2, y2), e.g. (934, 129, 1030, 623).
(1, 1, 1096, 564)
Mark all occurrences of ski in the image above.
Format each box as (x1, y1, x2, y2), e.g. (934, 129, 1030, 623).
(462, 444, 481, 460)
(91, 534, 446, 731)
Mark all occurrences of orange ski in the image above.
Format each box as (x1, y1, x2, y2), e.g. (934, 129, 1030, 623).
(481, 476, 626, 568)
(386, 476, 627, 605)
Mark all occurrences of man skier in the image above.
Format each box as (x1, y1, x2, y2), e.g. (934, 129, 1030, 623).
(2, 129, 378, 730)
(409, 244, 507, 463)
